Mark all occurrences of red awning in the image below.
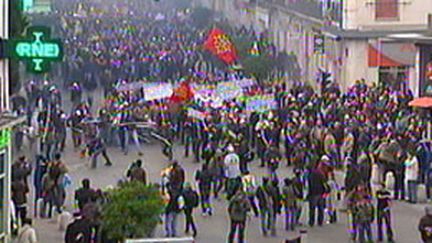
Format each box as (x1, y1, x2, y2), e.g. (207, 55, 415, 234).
(409, 97, 432, 108)
(368, 44, 402, 67)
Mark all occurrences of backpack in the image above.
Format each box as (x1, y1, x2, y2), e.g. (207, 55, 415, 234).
(229, 198, 247, 221)
(190, 191, 199, 208)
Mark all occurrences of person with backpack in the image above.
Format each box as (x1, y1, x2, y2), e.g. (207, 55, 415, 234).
(227, 190, 251, 243)
(241, 171, 259, 217)
(182, 183, 199, 237)
(195, 163, 214, 216)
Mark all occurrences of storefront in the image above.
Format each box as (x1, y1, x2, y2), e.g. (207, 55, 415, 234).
(368, 40, 417, 90)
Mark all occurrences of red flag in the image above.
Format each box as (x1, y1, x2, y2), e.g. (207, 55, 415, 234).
(170, 81, 194, 103)
(204, 28, 237, 64)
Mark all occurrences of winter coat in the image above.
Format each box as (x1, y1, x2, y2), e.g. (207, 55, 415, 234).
(228, 193, 251, 222)
(353, 200, 375, 224)
(307, 170, 327, 198)
(281, 184, 297, 208)
(182, 188, 199, 210)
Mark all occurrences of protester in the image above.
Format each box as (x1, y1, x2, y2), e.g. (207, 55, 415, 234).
(419, 206, 432, 243)
(182, 183, 199, 237)
(74, 179, 97, 211)
(376, 183, 394, 242)
(16, 218, 38, 243)
(128, 159, 147, 184)
(227, 190, 251, 243)
(195, 163, 213, 216)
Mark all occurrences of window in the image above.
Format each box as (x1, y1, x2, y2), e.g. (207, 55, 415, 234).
(375, 0, 399, 20)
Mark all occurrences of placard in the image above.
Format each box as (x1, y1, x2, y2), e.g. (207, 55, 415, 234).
(187, 108, 207, 121)
(246, 95, 277, 113)
(216, 82, 243, 101)
(144, 83, 173, 101)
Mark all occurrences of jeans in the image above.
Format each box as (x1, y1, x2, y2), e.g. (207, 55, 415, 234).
(260, 208, 276, 235)
(407, 180, 418, 203)
(377, 210, 393, 241)
(228, 220, 246, 243)
(165, 212, 178, 237)
(308, 195, 325, 226)
(358, 222, 373, 243)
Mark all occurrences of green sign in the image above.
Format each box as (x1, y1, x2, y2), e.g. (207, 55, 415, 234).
(0, 129, 11, 149)
(22, 0, 34, 12)
(8, 26, 63, 73)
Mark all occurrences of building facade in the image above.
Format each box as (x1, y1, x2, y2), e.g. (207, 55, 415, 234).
(196, 0, 432, 95)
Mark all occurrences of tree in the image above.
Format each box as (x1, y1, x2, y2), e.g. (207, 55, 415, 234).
(101, 182, 165, 241)
(9, 0, 29, 95)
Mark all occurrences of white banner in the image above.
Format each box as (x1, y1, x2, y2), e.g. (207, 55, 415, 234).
(246, 95, 277, 113)
(187, 108, 207, 120)
(216, 82, 243, 101)
(144, 83, 173, 101)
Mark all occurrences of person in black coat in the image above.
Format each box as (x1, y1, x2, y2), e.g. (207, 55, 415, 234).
(182, 183, 199, 237)
(65, 214, 93, 243)
(307, 169, 327, 227)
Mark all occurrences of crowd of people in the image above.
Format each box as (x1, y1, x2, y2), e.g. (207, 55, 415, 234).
(8, 0, 432, 243)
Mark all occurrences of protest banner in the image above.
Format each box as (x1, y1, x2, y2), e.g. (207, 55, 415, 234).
(187, 108, 207, 121)
(116, 81, 149, 92)
(144, 83, 173, 101)
(246, 95, 277, 113)
(216, 81, 243, 101)
(233, 78, 256, 89)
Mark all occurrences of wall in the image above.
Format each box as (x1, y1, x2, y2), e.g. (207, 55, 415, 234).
(341, 40, 373, 89)
(345, 0, 432, 30)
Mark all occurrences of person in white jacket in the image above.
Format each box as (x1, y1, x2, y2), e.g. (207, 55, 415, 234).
(16, 218, 37, 243)
(405, 153, 419, 203)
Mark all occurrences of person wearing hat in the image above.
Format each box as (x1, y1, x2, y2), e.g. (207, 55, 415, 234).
(419, 206, 432, 243)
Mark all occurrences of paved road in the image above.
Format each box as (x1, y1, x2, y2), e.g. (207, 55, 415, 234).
(15, 138, 425, 243)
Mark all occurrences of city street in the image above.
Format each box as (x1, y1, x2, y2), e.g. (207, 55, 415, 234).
(17, 137, 425, 243)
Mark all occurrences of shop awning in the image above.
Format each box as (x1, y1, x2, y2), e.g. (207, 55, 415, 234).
(368, 42, 416, 67)
(409, 97, 432, 108)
